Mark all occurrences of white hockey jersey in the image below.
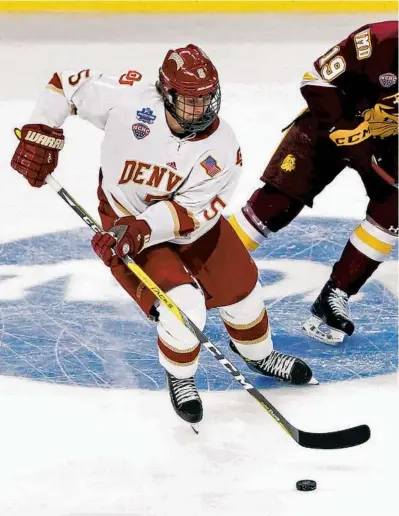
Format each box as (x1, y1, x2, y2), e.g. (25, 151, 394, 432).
(29, 69, 243, 248)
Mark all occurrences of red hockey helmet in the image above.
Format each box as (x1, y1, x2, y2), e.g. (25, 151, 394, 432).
(158, 44, 221, 133)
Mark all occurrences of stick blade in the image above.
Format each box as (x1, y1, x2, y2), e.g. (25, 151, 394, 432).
(297, 424, 371, 450)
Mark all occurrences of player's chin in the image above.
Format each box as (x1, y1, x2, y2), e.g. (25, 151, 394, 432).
(186, 113, 203, 121)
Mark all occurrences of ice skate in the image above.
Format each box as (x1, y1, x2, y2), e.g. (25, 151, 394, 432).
(230, 341, 313, 385)
(166, 372, 203, 430)
(302, 280, 355, 345)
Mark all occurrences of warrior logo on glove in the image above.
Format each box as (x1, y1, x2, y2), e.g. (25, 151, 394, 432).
(11, 124, 65, 187)
(20, 128, 64, 150)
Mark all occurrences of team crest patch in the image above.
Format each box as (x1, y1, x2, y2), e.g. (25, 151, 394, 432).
(132, 123, 150, 140)
(379, 73, 397, 88)
(281, 154, 296, 172)
(200, 155, 221, 177)
(136, 107, 157, 124)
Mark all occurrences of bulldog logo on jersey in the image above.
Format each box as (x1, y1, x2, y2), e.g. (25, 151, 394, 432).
(136, 107, 157, 124)
(281, 154, 296, 172)
(379, 73, 397, 88)
(132, 123, 150, 140)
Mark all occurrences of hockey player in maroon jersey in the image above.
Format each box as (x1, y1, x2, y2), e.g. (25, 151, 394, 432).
(230, 21, 398, 345)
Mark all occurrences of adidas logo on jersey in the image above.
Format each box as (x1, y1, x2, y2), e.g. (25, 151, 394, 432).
(25, 131, 64, 150)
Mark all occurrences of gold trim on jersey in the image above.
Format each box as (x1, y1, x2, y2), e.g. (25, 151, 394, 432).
(46, 83, 64, 95)
(110, 194, 134, 217)
(229, 214, 259, 251)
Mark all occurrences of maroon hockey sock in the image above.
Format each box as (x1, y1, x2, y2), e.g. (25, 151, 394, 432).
(331, 241, 380, 296)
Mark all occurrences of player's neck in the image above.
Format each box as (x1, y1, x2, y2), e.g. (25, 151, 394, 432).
(165, 110, 186, 135)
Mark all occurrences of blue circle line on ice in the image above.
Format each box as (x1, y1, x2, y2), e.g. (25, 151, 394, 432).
(0, 217, 397, 390)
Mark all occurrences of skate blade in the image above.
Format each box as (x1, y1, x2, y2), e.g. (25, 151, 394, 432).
(302, 315, 346, 346)
(190, 423, 200, 435)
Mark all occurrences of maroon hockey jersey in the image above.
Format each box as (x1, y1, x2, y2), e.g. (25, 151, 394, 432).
(300, 21, 398, 146)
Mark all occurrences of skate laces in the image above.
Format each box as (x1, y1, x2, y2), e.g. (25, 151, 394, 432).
(329, 287, 350, 318)
(170, 376, 200, 406)
(258, 350, 295, 380)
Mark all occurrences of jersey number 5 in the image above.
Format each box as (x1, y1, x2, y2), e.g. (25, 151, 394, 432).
(68, 69, 90, 86)
(204, 196, 227, 221)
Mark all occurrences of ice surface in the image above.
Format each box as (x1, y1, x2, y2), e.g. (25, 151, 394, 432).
(0, 12, 397, 516)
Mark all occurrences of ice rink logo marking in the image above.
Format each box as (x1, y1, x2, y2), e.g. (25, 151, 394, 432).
(0, 218, 396, 389)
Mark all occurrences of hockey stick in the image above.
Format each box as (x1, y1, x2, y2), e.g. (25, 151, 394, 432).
(371, 155, 398, 189)
(45, 175, 370, 449)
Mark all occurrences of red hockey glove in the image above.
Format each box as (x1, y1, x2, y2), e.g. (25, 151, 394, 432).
(11, 124, 65, 187)
(91, 232, 117, 267)
(91, 216, 152, 267)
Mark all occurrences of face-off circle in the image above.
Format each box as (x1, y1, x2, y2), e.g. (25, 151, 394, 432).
(296, 479, 317, 491)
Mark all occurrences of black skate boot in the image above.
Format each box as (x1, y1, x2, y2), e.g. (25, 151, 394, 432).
(229, 341, 313, 385)
(302, 279, 354, 345)
(166, 372, 203, 427)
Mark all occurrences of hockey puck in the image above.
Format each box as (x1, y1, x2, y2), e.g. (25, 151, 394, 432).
(296, 480, 317, 491)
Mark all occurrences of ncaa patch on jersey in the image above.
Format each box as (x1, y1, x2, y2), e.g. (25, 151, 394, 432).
(379, 73, 397, 88)
(200, 155, 221, 177)
(132, 123, 150, 140)
(136, 107, 156, 124)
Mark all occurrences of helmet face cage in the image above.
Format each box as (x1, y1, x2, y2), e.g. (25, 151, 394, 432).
(161, 81, 221, 133)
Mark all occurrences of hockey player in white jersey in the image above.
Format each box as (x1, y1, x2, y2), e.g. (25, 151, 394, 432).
(11, 44, 312, 426)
